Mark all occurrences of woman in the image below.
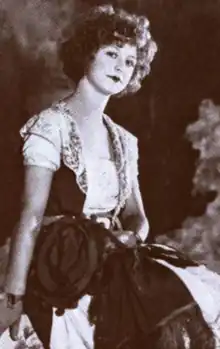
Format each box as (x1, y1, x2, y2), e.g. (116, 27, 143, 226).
(3, 4, 220, 349)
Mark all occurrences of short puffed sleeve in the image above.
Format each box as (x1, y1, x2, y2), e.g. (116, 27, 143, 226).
(20, 108, 62, 171)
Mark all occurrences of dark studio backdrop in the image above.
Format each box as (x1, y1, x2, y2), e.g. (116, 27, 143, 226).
(0, 0, 219, 245)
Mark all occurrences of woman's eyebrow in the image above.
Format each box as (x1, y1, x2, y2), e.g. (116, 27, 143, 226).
(128, 55, 137, 60)
(125, 54, 137, 61)
(109, 44, 137, 60)
(116, 45, 137, 56)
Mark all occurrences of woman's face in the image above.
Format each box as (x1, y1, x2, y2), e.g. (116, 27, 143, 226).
(86, 42, 137, 96)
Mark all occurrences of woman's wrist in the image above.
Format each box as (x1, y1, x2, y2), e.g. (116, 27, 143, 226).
(4, 274, 27, 296)
(135, 233, 143, 244)
(122, 216, 149, 243)
(6, 294, 23, 309)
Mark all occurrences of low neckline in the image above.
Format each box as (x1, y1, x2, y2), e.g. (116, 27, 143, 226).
(60, 100, 115, 162)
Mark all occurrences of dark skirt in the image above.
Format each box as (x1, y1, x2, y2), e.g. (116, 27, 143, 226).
(24, 217, 216, 349)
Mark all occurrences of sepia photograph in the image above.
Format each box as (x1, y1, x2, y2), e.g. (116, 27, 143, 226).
(0, 0, 220, 348)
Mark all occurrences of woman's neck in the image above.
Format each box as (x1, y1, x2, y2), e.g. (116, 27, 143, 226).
(64, 77, 110, 129)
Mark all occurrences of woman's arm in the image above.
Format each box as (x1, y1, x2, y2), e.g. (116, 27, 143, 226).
(120, 177, 150, 242)
(5, 165, 54, 296)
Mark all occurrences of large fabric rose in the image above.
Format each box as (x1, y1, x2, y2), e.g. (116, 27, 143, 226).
(25, 216, 121, 313)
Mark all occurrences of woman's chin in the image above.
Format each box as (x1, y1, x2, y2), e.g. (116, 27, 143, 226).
(103, 87, 124, 96)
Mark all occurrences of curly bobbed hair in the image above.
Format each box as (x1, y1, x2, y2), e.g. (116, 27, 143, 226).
(59, 4, 157, 97)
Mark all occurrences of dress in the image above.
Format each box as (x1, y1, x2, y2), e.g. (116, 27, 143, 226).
(21, 101, 125, 349)
(2, 100, 220, 348)
(1, 99, 139, 349)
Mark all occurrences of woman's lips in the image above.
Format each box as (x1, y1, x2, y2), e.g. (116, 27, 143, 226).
(107, 75, 121, 83)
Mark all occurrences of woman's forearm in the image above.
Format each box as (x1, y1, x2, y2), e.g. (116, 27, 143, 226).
(135, 218, 149, 241)
(122, 214, 149, 241)
(4, 214, 42, 295)
(5, 165, 54, 295)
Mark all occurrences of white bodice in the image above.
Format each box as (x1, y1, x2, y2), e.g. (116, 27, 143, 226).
(20, 101, 139, 219)
(23, 131, 120, 214)
(83, 156, 119, 215)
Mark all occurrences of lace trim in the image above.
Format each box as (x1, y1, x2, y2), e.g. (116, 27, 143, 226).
(20, 114, 53, 138)
(56, 101, 133, 220)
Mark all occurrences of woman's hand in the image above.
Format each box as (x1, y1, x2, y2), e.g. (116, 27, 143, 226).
(3, 294, 23, 340)
(112, 230, 139, 247)
(9, 312, 22, 341)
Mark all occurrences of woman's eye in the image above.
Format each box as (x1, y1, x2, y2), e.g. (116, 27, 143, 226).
(106, 51, 118, 58)
(126, 59, 135, 67)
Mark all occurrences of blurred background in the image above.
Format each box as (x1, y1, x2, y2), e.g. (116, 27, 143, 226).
(0, 0, 220, 272)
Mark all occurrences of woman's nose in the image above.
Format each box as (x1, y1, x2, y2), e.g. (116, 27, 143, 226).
(115, 57, 124, 72)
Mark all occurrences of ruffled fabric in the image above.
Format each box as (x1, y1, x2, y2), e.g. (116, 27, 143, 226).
(51, 296, 94, 349)
(23, 219, 218, 349)
(25, 216, 122, 312)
